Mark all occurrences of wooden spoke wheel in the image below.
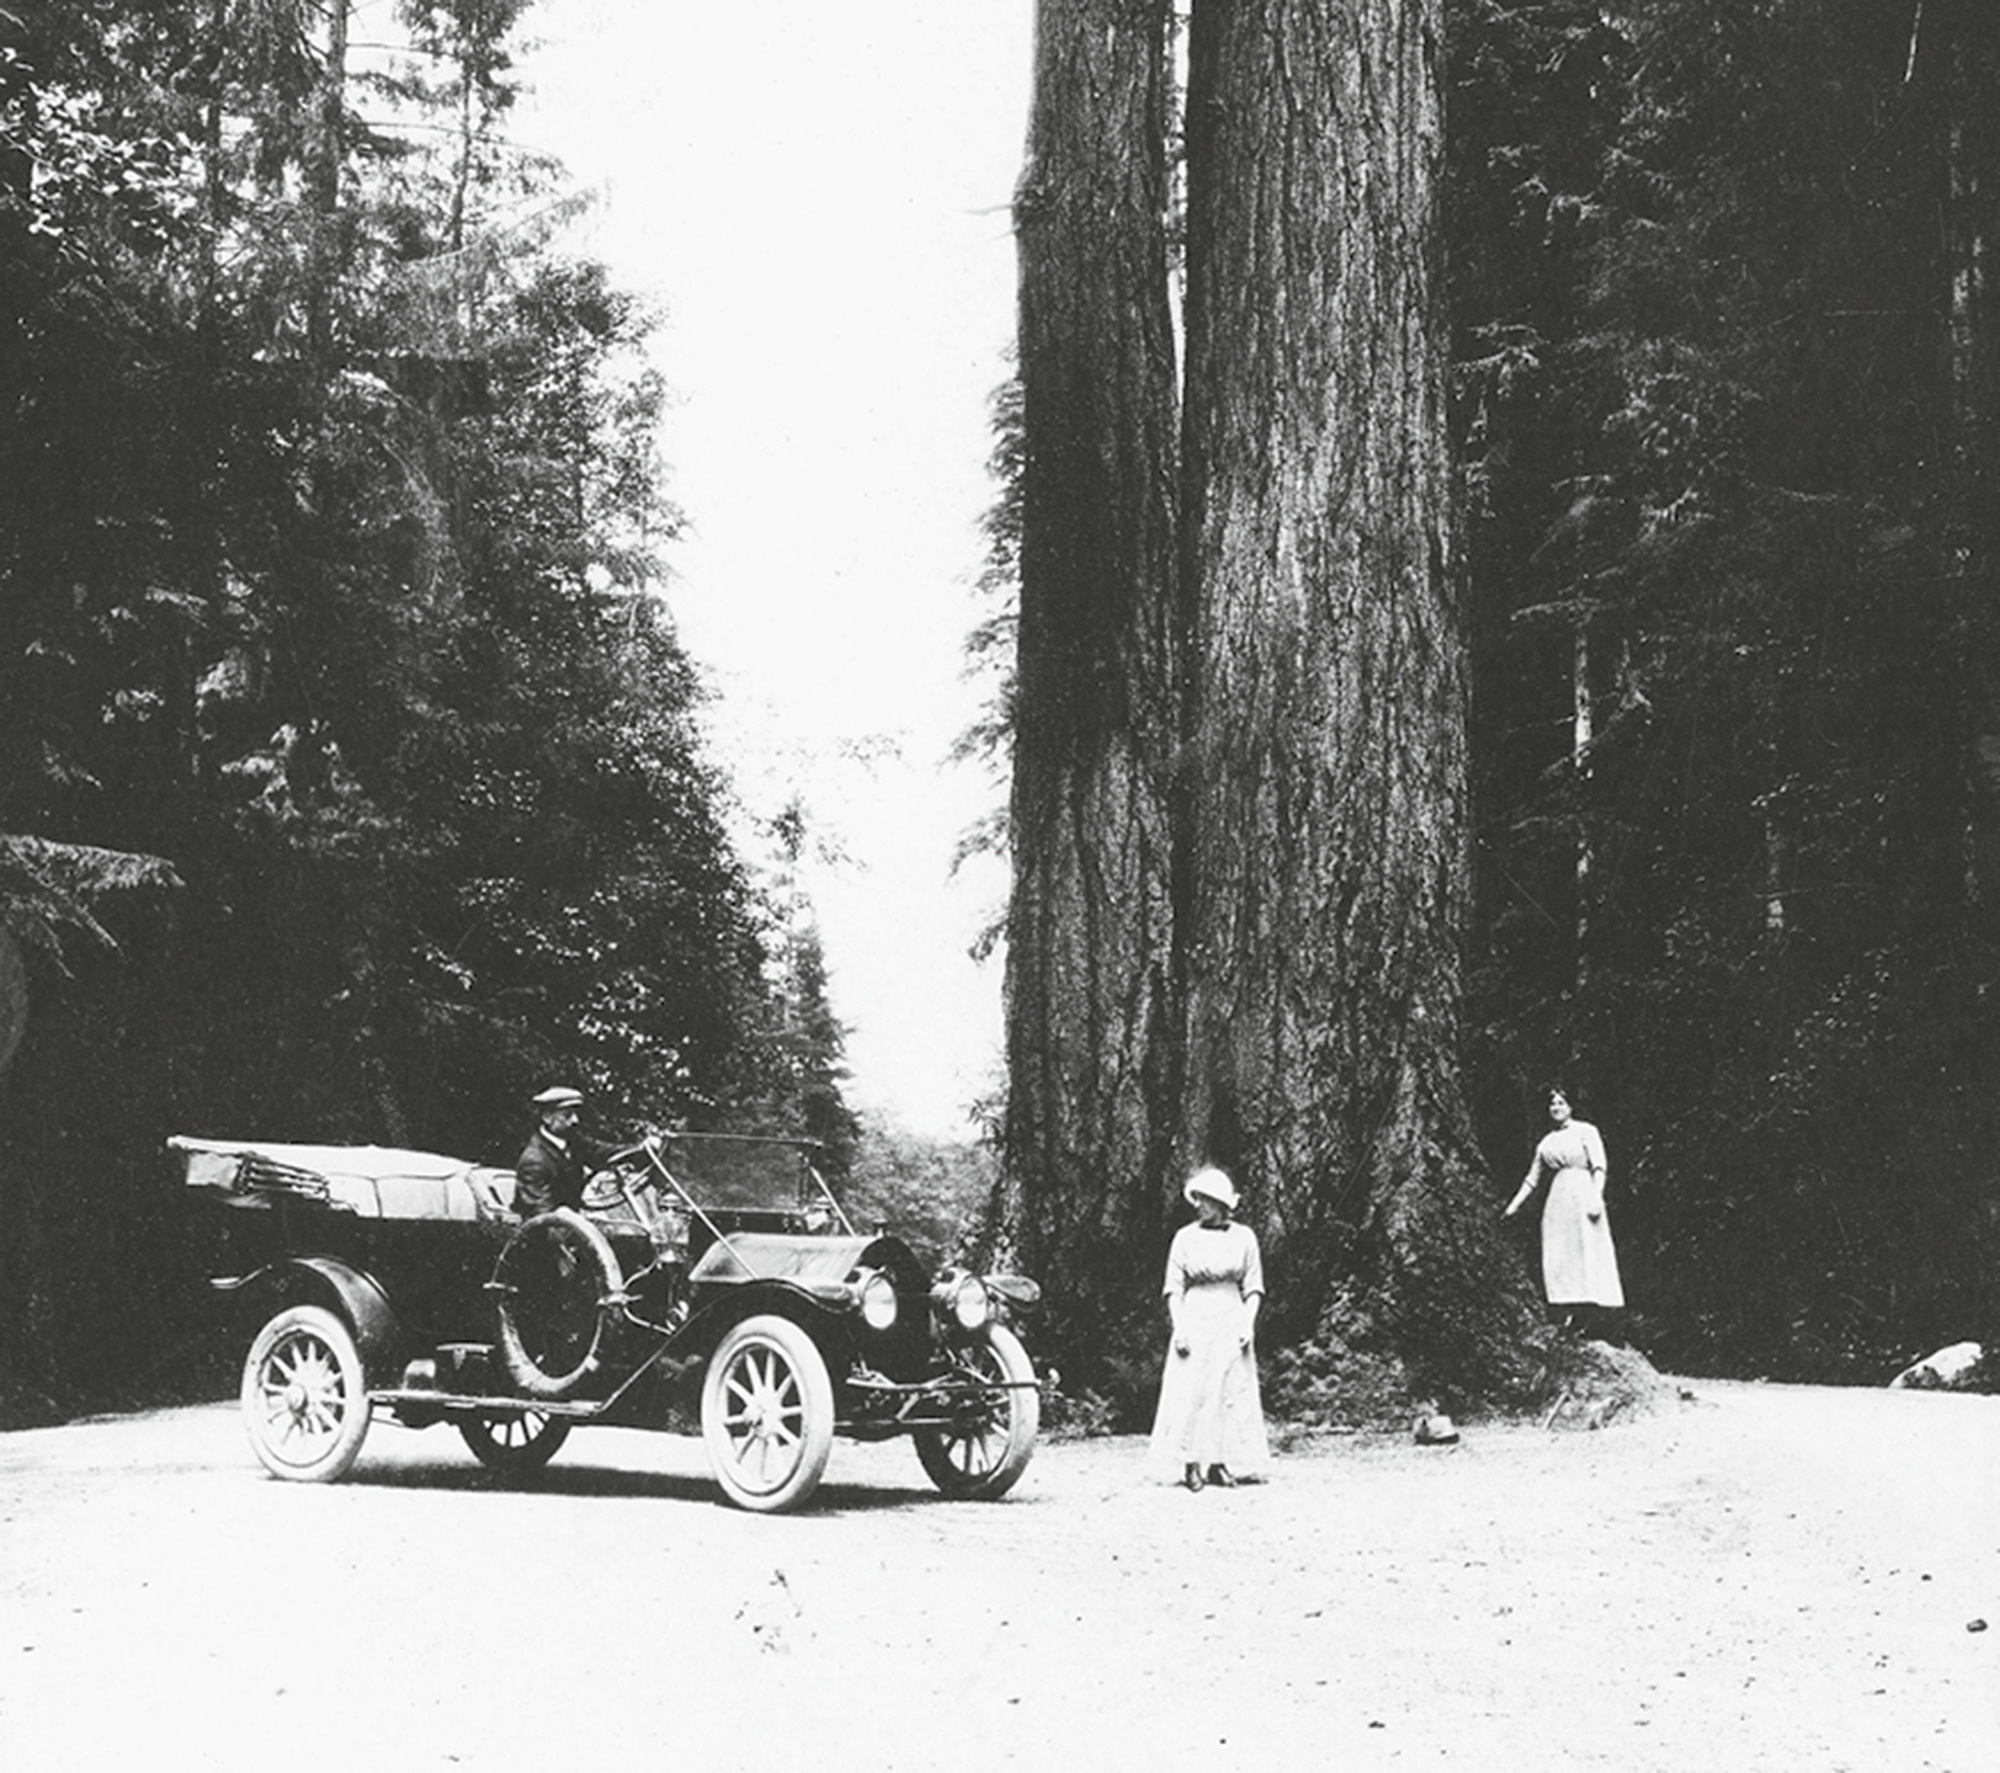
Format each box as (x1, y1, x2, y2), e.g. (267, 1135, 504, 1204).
(241, 1305, 372, 1483)
(699, 1315, 835, 1513)
(913, 1324, 1039, 1501)
(458, 1410, 572, 1473)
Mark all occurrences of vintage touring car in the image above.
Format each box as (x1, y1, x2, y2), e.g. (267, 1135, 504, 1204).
(173, 1129, 1041, 1512)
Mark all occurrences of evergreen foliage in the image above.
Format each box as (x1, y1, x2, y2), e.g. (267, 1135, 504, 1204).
(8, 0, 1995, 1416)
(843, 1110, 997, 1269)
(1451, 0, 2000, 1378)
(758, 797, 862, 1177)
(0, 1, 850, 1419)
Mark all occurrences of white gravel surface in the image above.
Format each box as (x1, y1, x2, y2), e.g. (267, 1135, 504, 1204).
(2, 1380, 1995, 1772)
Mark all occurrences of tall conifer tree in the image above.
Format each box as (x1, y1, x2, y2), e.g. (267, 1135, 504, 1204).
(999, 0, 1184, 1353)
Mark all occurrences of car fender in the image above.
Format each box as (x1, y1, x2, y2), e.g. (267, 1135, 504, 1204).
(683, 1277, 852, 1360)
(215, 1256, 405, 1383)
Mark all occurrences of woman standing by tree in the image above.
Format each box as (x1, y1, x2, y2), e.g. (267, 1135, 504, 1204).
(1149, 1167, 1269, 1490)
(1506, 1088, 1624, 1335)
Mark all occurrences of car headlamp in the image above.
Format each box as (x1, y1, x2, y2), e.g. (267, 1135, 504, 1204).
(856, 1269, 899, 1331)
(943, 1274, 992, 1332)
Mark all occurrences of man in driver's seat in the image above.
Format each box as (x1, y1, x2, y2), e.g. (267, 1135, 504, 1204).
(514, 1086, 619, 1217)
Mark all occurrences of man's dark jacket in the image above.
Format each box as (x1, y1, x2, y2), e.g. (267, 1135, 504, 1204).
(513, 1126, 617, 1217)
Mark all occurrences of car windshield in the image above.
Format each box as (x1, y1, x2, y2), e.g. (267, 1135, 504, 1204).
(630, 1131, 846, 1225)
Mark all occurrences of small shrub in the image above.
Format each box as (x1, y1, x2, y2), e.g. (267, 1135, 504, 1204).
(1263, 1288, 1420, 1431)
(1041, 1381, 1125, 1442)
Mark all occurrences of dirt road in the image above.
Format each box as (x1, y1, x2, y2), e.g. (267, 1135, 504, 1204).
(2, 1379, 1994, 1772)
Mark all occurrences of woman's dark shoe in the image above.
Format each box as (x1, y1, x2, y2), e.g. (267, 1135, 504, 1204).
(1182, 1464, 1205, 1492)
(1206, 1465, 1239, 1488)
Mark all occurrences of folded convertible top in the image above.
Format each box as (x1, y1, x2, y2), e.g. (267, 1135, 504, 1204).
(168, 1135, 514, 1220)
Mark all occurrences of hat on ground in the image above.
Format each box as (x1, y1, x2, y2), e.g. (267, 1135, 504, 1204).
(1184, 1166, 1239, 1211)
(531, 1085, 584, 1110)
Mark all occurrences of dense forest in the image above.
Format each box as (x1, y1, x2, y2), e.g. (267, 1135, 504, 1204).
(0, 0, 864, 1423)
(986, 0, 1998, 1406)
(3, 3, 1996, 1425)
(1451, 0, 1998, 1381)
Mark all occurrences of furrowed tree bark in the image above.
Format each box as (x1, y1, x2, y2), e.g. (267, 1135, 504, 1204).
(1934, 3, 2000, 910)
(307, 0, 350, 365)
(1177, 0, 1533, 1384)
(997, 0, 1183, 1365)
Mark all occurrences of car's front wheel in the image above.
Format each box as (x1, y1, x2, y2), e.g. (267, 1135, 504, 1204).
(458, 1410, 572, 1474)
(913, 1323, 1039, 1500)
(241, 1304, 372, 1483)
(700, 1314, 835, 1513)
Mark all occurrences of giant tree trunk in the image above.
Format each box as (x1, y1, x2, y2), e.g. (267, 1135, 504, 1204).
(1177, 0, 1530, 1379)
(307, 0, 350, 364)
(996, 0, 1183, 1358)
(1936, 4, 2000, 905)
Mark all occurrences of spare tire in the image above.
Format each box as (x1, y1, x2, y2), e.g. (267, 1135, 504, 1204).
(492, 1209, 623, 1399)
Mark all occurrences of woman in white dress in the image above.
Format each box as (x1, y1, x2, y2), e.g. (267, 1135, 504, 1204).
(1149, 1167, 1269, 1490)
(1505, 1088, 1624, 1331)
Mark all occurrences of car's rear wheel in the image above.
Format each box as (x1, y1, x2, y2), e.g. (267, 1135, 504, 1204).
(700, 1314, 835, 1513)
(459, 1410, 572, 1473)
(241, 1304, 372, 1483)
(493, 1210, 622, 1400)
(913, 1323, 1039, 1500)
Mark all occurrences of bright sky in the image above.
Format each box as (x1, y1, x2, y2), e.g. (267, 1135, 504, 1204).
(515, 2, 1033, 1139)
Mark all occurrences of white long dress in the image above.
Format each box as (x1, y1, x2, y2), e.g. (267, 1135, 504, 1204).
(1530, 1120, 1624, 1307)
(1147, 1219, 1270, 1478)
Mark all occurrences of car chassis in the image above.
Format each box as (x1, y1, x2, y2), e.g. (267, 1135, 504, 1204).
(176, 1129, 1042, 1512)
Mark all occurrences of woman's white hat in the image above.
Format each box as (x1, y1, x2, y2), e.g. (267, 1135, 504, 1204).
(1184, 1166, 1238, 1211)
